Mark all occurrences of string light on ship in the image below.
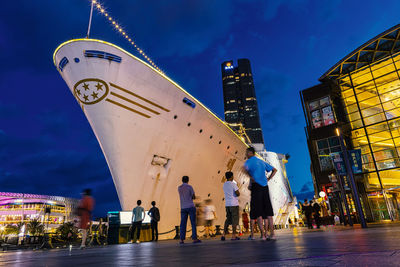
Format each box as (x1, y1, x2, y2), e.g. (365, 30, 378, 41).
(90, 0, 164, 74)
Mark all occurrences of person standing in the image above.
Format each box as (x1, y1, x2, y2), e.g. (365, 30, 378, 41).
(242, 210, 249, 233)
(78, 189, 95, 249)
(130, 200, 145, 244)
(203, 199, 216, 238)
(221, 171, 240, 241)
(313, 199, 321, 229)
(303, 199, 313, 229)
(148, 201, 160, 241)
(244, 147, 277, 240)
(178, 176, 201, 244)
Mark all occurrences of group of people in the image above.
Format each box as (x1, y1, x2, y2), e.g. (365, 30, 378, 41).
(178, 147, 278, 244)
(302, 198, 321, 229)
(76, 147, 277, 246)
(129, 200, 160, 243)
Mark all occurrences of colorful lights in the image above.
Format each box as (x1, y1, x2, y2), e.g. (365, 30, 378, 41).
(90, 0, 163, 74)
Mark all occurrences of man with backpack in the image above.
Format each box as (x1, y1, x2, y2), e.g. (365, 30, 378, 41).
(148, 201, 160, 241)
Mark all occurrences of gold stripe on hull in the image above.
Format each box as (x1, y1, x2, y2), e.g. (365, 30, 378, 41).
(110, 82, 170, 112)
(105, 98, 151, 118)
(110, 91, 160, 115)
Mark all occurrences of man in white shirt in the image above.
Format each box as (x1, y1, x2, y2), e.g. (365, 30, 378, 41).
(221, 171, 240, 241)
(130, 200, 145, 244)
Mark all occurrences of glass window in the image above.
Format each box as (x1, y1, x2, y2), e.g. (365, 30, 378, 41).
(308, 96, 336, 128)
(364, 113, 386, 126)
(311, 110, 323, 128)
(316, 137, 341, 171)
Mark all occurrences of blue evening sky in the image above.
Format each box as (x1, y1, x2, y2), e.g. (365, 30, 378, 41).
(1, 0, 400, 216)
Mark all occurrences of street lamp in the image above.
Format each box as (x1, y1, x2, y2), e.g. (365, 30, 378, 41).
(336, 127, 367, 228)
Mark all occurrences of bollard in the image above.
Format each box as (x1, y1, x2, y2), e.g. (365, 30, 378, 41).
(173, 226, 180, 240)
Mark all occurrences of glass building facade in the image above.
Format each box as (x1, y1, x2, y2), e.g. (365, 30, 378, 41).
(302, 24, 400, 222)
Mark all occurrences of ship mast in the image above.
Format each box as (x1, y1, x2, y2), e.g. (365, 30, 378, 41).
(86, 0, 95, 38)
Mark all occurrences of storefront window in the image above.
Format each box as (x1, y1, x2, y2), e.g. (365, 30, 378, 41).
(308, 96, 336, 128)
(316, 136, 341, 171)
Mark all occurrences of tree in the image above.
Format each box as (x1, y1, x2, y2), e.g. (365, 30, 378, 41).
(56, 222, 78, 242)
(4, 225, 18, 236)
(27, 219, 44, 236)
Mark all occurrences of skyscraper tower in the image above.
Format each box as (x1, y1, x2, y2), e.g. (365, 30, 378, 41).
(221, 59, 265, 151)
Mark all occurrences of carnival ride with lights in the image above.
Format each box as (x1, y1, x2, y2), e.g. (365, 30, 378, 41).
(53, 1, 294, 238)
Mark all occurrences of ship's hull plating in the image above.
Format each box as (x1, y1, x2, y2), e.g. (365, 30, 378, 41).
(54, 39, 288, 238)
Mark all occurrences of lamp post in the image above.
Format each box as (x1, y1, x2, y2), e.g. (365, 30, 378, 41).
(336, 127, 367, 228)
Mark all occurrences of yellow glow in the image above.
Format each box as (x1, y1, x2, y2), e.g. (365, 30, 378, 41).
(336, 128, 340, 136)
(226, 62, 232, 67)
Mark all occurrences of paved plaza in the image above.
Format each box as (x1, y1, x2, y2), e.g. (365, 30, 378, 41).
(2, 224, 400, 266)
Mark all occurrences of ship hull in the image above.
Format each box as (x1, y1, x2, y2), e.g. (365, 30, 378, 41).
(53, 39, 292, 239)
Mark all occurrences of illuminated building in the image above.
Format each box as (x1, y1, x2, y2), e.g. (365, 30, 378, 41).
(0, 192, 79, 229)
(301, 24, 400, 221)
(221, 59, 265, 151)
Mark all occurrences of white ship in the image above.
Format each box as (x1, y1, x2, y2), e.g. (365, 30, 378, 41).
(53, 38, 294, 238)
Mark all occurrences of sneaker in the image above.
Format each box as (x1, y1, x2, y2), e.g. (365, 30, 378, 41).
(128, 240, 133, 244)
(248, 236, 255, 240)
(221, 236, 226, 241)
(269, 235, 276, 241)
(79, 245, 86, 250)
(262, 236, 267, 241)
(136, 240, 140, 244)
(193, 239, 202, 244)
(231, 237, 240, 241)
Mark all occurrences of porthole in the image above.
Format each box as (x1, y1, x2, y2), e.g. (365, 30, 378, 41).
(218, 170, 221, 174)
(187, 123, 191, 127)
(219, 141, 222, 144)
(227, 146, 230, 149)
(74, 58, 80, 63)
(199, 129, 203, 133)
(174, 115, 178, 119)
(222, 198, 225, 201)
(235, 151, 238, 154)
(210, 135, 213, 139)
(208, 193, 211, 197)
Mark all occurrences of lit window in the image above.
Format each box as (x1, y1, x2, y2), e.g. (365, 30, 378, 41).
(308, 96, 335, 128)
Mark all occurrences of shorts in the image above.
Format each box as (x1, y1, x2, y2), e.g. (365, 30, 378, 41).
(225, 206, 239, 225)
(250, 183, 274, 219)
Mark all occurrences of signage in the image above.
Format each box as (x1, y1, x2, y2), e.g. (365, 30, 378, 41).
(330, 152, 347, 175)
(348, 149, 362, 174)
(119, 211, 151, 224)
